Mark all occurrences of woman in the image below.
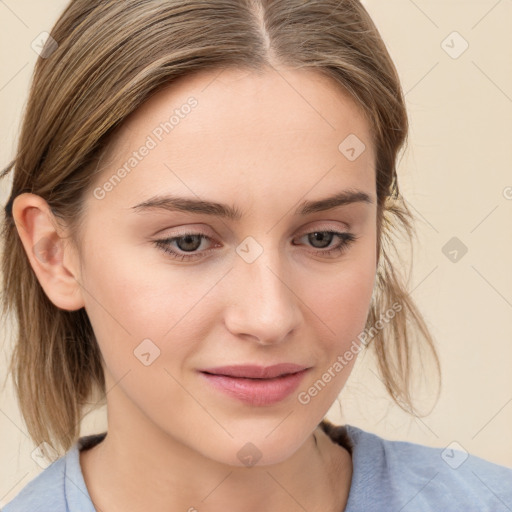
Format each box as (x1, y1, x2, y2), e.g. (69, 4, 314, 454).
(1, 1, 511, 511)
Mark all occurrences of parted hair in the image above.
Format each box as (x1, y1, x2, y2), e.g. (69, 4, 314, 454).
(1, 0, 441, 457)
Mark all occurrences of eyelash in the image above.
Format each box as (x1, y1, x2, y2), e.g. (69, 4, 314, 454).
(153, 230, 359, 262)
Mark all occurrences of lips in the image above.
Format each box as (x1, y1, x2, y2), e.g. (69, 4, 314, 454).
(199, 363, 308, 379)
(198, 363, 310, 406)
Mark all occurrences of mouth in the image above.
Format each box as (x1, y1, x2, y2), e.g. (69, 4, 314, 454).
(198, 364, 310, 406)
(199, 363, 309, 379)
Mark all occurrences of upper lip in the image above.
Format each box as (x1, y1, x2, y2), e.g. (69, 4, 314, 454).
(199, 363, 309, 379)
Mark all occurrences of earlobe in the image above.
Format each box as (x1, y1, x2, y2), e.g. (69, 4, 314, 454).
(12, 193, 85, 311)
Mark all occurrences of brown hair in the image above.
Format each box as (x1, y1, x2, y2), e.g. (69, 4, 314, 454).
(1, 0, 441, 457)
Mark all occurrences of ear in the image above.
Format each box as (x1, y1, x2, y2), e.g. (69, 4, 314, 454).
(12, 193, 85, 311)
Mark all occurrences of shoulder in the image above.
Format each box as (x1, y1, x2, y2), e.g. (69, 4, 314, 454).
(340, 423, 512, 511)
(2, 456, 67, 511)
(2, 433, 104, 512)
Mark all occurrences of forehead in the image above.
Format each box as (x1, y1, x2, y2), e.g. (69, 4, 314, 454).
(91, 66, 375, 211)
(115, 66, 373, 148)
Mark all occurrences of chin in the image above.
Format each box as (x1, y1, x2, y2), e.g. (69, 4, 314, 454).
(201, 426, 312, 469)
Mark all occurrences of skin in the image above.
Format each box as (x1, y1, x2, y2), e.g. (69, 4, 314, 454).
(13, 65, 378, 512)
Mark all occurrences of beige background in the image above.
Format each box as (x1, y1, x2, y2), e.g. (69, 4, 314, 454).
(1, 0, 511, 506)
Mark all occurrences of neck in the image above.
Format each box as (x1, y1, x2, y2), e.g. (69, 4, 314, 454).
(80, 398, 352, 512)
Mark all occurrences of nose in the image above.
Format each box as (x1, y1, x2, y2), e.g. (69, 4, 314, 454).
(223, 245, 302, 346)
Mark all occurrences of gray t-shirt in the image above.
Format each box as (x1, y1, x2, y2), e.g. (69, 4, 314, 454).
(3, 423, 512, 511)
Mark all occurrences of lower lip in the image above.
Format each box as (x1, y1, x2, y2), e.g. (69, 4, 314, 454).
(199, 369, 309, 406)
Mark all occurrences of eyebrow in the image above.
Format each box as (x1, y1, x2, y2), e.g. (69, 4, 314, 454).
(130, 189, 374, 220)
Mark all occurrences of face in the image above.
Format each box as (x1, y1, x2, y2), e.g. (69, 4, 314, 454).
(72, 66, 378, 466)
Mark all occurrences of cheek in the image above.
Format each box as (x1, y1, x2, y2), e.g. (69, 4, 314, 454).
(292, 257, 376, 415)
(300, 248, 376, 349)
(79, 249, 212, 427)
(78, 238, 217, 375)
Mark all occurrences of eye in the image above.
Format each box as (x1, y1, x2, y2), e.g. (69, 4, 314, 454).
(153, 229, 359, 262)
(293, 230, 359, 258)
(154, 232, 217, 261)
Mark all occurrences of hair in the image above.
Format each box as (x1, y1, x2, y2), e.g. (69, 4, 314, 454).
(1, 0, 441, 457)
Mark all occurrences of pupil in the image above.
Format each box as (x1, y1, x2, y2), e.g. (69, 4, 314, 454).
(178, 235, 201, 252)
(310, 232, 333, 248)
